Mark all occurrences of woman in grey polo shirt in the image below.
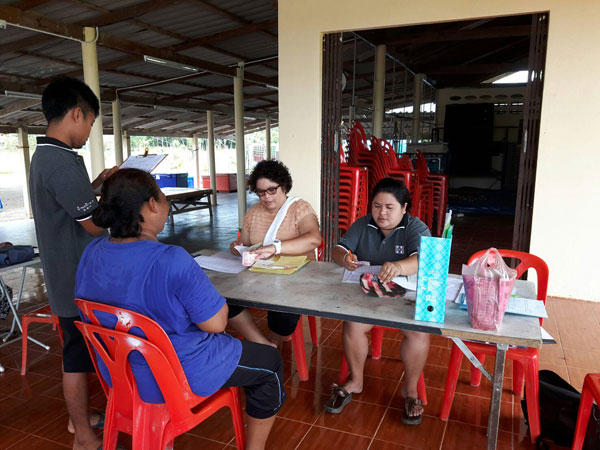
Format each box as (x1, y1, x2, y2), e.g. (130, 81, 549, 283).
(324, 177, 431, 425)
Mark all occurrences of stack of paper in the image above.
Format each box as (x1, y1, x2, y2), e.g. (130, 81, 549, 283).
(194, 252, 246, 274)
(249, 256, 310, 274)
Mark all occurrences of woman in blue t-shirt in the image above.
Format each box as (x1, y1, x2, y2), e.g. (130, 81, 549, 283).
(75, 168, 284, 450)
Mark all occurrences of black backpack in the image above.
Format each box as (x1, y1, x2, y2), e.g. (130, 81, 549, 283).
(0, 245, 35, 266)
(522, 370, 600, 449)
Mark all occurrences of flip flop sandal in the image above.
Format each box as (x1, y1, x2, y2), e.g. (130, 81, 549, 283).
(401, 396, 423, 425)
(68, 412, 105, 434)
(324, 384, 353, 414)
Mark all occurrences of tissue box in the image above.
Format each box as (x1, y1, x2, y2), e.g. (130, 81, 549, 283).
(414, 236, 452, 323)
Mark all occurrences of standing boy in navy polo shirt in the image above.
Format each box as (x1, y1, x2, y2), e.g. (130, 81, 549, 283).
(29, 77, 117, 450)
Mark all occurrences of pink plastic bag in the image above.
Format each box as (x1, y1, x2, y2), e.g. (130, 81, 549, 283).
(462, 248, 517, 331)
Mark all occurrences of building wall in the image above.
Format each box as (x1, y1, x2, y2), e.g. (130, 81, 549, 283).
(278, 0, 600, 301)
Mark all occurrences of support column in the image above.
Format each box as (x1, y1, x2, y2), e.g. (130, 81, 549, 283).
(193, 133, 200, 189)
(207, 110, 217, 205)
(81, 27, 105, 177)
(112, 100, 123, 165)
(372, 44, 386, 139)
(17, 127, 32, 219)
(411, 73, 424, 143)
(234, 63, 246, 228)
(123, 130, 131, 158)
(265, 116, 271, 160)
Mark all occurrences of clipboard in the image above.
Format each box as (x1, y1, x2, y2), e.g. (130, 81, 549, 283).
(119, 154, 167, 173)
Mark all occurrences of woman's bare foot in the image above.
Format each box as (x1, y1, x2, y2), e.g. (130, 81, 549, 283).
(67, 412, 103, 434)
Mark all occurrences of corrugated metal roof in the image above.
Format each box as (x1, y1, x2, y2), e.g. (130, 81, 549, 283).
(0, 0, 279, 136)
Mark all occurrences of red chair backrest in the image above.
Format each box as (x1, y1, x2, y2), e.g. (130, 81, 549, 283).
(75, 299, 205, 426)
(467, 249, 549, 304)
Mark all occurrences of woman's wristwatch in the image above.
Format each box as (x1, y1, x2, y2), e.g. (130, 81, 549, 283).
(272, 239, 282, 254)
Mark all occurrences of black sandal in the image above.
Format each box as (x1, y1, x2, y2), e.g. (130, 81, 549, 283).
(401, 396, 423, 425)
(324, 384, 353, 414)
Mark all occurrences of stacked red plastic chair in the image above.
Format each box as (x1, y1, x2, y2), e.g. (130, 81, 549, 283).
(414, 151, 448, 236)
(339, 164, 368, 234)
(75, 298, 246, 450)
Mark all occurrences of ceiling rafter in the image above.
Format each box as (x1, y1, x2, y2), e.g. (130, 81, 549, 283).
(0, 5, 277, 87)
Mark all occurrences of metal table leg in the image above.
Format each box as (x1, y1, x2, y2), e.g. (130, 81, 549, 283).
(0, 267, 51, 351)
(487, 343, 508, 450)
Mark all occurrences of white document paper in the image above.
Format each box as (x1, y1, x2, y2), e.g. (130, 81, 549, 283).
(505, 297, 548, 318)
(541, 327, 557, 344)
(446, 278, 463, 302)
(120, 154, 167, 172)
(194, 251, 246, 274)
(392, 274, 417, 291)
(342, 265, 381, 283)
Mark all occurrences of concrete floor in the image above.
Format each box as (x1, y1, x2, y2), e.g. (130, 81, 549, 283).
(0, 191, 258, 254)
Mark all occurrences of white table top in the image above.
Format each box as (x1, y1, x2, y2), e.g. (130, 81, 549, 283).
(203, 253, 542, 349)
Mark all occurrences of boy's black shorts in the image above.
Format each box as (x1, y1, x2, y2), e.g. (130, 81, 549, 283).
(58, 315, 95, 373)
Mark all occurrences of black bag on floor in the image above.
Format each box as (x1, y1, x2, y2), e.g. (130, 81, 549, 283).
(521, 369, 600, 449)
(0, 245, 34, 266)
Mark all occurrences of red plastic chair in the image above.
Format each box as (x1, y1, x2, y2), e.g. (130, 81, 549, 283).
(289, 240, 325, 381)
(572, 373, 600, 450)
(440, 250, 549, 442)
(338, 330, 427, 405)
(21, 305, 64, 375)
(74, 298, 246, 450)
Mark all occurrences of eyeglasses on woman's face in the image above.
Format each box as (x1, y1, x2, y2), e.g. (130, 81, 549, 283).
(255, 185, 280, 197)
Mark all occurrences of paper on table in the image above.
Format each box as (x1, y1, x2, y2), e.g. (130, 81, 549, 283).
(342, 265, 381, 283)
(119, 154, 167, 172)
(392, 274, 417, 291)
(194, 251, 246, 273)
(505, 297, 548, 318)
(541, 327, 557, 344)
(446, 277, 463, 302)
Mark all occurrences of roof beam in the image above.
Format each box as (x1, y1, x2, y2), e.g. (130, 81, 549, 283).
(169, 19, 277, 52)
(0, 5, 85, 40)
(85, 0, 181, 28)
(425, 62, 526, 75)
(0, 99, 40, 118)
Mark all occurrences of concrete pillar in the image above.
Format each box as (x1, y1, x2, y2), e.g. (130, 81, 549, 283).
(234, 63, 246, 228)
(193, 133, 201, 189)
(81, 27, 105, 177)
(207, 110, 217, 205)
(411, 73, 424, 143)
(112, 100, 123, 165)
(17, 127, 32, 219)
(123, 130, 131, 158)
(372, 44, 386, 139)
(265, 116, 271, 160)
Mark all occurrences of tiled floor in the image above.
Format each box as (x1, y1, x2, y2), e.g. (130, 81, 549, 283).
(1, 196, 597, 449)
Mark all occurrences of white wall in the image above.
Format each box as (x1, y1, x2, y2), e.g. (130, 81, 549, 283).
(279, 0, 600, 301)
